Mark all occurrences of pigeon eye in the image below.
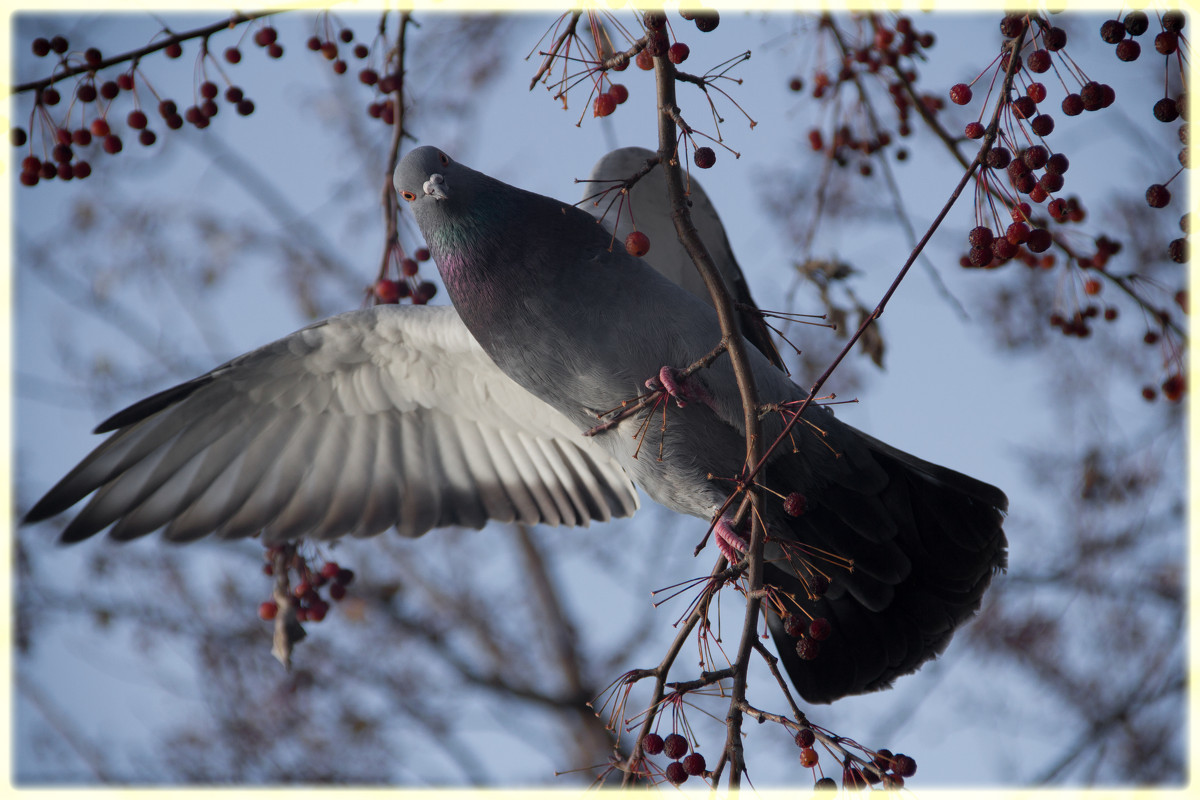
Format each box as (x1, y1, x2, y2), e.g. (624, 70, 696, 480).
(400, 190, 416, 201)
(438, 152, 450, 166)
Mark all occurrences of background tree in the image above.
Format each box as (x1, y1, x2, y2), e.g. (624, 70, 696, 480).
(11, 5, 1187, 789)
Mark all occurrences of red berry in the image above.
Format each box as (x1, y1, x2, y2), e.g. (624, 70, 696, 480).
(224, 86, 243, 103)
(335, 568, 355, 585)
(1100, 19, 1125, 44)
(138, 129, 156, 146)
(354, 43, 369, 59)
(339, 28, 354, 43)
(31, 37, 50, 57)
(1163, 11, 1185, 33)
(796, 636, 820, 660)
(1142, 386, 1158, 401)
(968, 225, 994, 248)
(50, 35, 68, 54)
(992, 238, 1017, 260)
(165, 41, 182, 58)
(1115, 39, 1140, 62)
(329, 583, 347, 600)
(1146, 184, 1171, 208)
(682, 752, 706, 776)
(635, 48, 654, 70)
(52, 143, 72, 163)
(807, 574, 830, 597)
(1027, 49, 1051, 73)
(254, 26, 278, 47)
(809, 617, 832, 641)
(662, 733, 688, 760)
(664, 761, 687, 785)
(359, 69, 378, 86)
(642, 733, 664, 755)
(1155, 31, 1179, 55)
(668, 42, 689, 64)
(794, 727, 816, 748)
(56, 162, 73, 181)
(1124, 11, 1149, 36)
(606, 84, 629, 105)
(964, 121, 985, 139)
(200, 81, 218, 100)
(322, 42, 338, 60)
(808, 129, 824, 150)
(949, 83, 972, 105)
(694, 10, 720, 32)
(306, 36, 322, 51)
(1011, 95, 1037, 120)
(593, 93, 616, 118)
(376, 279, 401, 303)
(39, 161, 56, 180)
(201, 100, 218, 118)
(783, 613, 806, 638)
(1027, 228, 1052, 252)
(333, 60, 347, 75)
(1080, 82, 1105, 111)
(399, 257, 419, 277)
(1061, 94, 1084, 116)
(102, 134, 122, 154)
(892, 754, 917, 777)
(237, 99, 255, 116)
(259, 600, 279, 620)
(693, 146, 716, 169)
(76, 83, 97, 103)
(19, 170, 38, 187)
(1031, 114, 1054, 137)
(1006, 221, 1030, 244)
(41, 87, 60, 106)
(625, 230, 651, 257)
(1162, 374, 1185, 402)
(73, 160, 91, 179)
(1027, 83, 1047, 104)
(783, 492, 807, 516)
(799, 747, 819, 768)
(127, 110, 148, 129)
(1023, 145, 1049, 169)
(224, 47, 242, 64)
(414, 247, 431, 262)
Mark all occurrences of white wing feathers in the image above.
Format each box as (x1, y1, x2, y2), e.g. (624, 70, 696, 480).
(29, 305, 639, 543)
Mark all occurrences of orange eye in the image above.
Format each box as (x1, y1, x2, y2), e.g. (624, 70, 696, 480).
(401, 190, 416, 201)
(438, 151, 450, 166)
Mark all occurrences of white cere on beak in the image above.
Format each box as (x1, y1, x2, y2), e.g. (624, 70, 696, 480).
(424, 173, 448, 200)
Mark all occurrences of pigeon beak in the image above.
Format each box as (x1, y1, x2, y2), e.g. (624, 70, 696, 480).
(423, 173, 449, 200)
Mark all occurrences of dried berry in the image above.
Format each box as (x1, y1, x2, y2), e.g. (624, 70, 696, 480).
(693, 146, 716, 169)
(949, 83, 972, 105)
(642, 733, 664, 755)
(224, 47, 242, 64)
(1124, 11, 1149, 36)
(784, 613, 806, 638)
(682, 752, 706, 776)
(609, 84, 629, 104)
(1027, 49, 1051, 73)
(635, 48, 654, 70)
(1027, 228, 1052, 252)
(1115, 39, 1140, 62)
(668, 42, 689, 64)
(1146, 184, 1171, 208)
(796, 636, 820, 660)
(1031, 114, 1054, 137)
(809, 617, 832, 641)
(985, 147, 1010, 169)
(259, 600, 278, 620)
(892, 754, 917, 777)
(783, 492, 807, 516)
(964, 121, 985, 139)
(1155, 98, 1180, 123)
(1061, 94, 1084, 116)
(794, 727, 816, 748)
(799, 748, 819, 768)
(694, 9, 720, 32)
(664, 761, 687, 785)
(1155, 31, 1179, 55)
(1045, 27, 1067, 51)
(968, 226, 994, 248)
(1100, 19, 1125, 44)
(662, 733, 688, 760)
(1162, 11, 1186, 33)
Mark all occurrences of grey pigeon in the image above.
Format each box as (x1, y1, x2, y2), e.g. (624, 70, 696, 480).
(393, 146, 1007, 703)
(23, 148, 761, 544)
(25, 145, 1007, 705)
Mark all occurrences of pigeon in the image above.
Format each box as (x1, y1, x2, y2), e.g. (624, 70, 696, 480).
(393, 146, 1007, 703)
(25, 145, 1007, 704)
(23, 148, 765, 545)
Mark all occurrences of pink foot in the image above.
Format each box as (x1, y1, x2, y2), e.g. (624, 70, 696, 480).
(645, 366, 710, 408)
(715, 517, 749, 562)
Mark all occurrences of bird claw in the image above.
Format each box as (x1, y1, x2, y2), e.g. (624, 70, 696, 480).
(715, 518, 750, 562)
(645, 366, 708, 408)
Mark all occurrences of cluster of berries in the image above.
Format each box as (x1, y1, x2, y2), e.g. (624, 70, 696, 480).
(792, 14, 945, 172)
(259, 551, 356, 624)
(14, 28, 268, 186)
(641, 731, 706, 785)
(374, 246, 438, 305)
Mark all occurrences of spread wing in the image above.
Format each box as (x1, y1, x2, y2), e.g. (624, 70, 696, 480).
(26, 305, 639, 544)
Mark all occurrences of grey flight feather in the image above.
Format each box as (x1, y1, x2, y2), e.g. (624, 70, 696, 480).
(395, 146, 1007, 704)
